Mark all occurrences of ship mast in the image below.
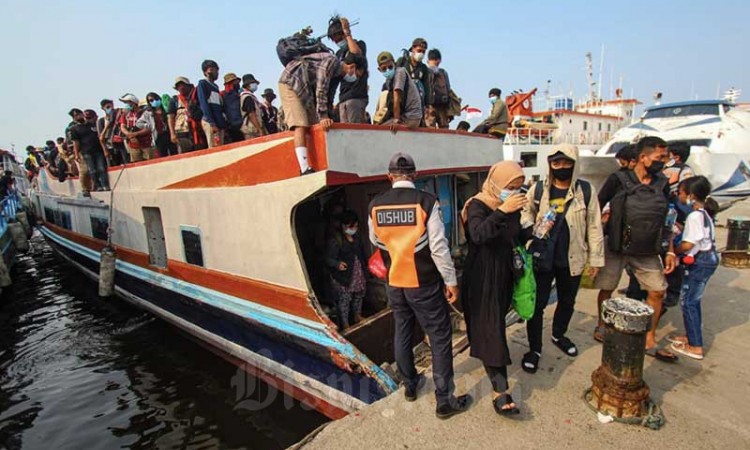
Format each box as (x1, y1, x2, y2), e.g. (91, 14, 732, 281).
(586, 52, 597, 103)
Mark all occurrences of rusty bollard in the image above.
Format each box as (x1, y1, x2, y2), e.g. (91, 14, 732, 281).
(722, 217, 750, 268)
(585, 297, 664, 429)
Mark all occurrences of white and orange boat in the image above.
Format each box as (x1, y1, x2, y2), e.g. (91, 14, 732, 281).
(30, 125, 504, 419)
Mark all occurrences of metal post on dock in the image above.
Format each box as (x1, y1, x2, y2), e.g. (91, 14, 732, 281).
(722, 217, 750, 268)
(584, 297, 665, 429)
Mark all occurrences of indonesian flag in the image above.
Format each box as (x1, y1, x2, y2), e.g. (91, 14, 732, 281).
(462, 105, 482, 119)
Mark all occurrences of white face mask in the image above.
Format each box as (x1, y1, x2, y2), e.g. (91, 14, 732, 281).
(344, 227, 357, 236)
(412, 51, 425, 62)
(343, 73, 357, 83)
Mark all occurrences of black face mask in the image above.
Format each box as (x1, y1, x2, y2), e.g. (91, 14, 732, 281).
(551, 167, 574, 181)
(646, 160, 665, 175)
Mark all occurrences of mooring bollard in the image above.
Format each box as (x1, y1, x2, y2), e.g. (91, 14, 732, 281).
(8, 221, 29, 253)
(98, 246, 117, 297)
(723, 217, 750, 268)
(585, 297, 665, 429)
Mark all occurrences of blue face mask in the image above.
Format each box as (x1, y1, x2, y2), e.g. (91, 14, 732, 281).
(337, 40, 348, 50)
(499, 189, 516, 201)
(489, 96, 498, 105)
(382, 67, 395, 80)
(686, 198, 694, 207)
(104, 107, 113, 115)
(343, 73, 357, 83)
(249, 83, 259, 93)
(150, 99, 162, 108)
(123, 103, 133, 111)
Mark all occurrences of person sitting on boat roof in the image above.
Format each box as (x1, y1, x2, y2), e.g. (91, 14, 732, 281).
(278, 51, 363, 175)
(167, 77, 206, 154)
(325, 210, 367, 330)
(197, 59, 227, 148)
(260, 88, 280, 135)
(222, 72, 244, 144)
(368, 152, 472, 419)
(376, 51, 423, 132)
(239, 74, 267, 140)
(473, 88, 509, 141)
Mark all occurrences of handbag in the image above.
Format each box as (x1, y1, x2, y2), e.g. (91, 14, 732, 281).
(368, 249, 387, 280)
(512, 245, 537, 320)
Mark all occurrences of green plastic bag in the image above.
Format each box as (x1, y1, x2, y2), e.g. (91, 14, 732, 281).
(512, 245, 537, 320)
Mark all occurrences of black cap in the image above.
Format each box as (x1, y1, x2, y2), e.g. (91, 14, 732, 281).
(388, 152, 416, 174)
(262, 88, 276, 99)
(548, 151, 574, 162)
(68, 108, 83, 117)
(242, 74, 259, 87)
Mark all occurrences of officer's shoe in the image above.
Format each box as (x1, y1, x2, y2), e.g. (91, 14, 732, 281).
(404, 384, 418, 402)
(435, 394, 473, 420)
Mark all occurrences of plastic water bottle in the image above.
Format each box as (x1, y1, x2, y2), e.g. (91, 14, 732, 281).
(665, 204, 678, 229)
(533, 209, 557, 239)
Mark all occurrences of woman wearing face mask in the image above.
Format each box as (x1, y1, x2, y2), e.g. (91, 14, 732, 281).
(145, 92, 175, 157)
(461, 161, 529, 417)
(669, 176, 719, 360)
(325, 210, 367, 330)
(520, 144, 604, 373)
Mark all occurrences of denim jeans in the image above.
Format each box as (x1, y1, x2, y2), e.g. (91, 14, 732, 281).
(82, 151, 110, 190)
(680, 251, 719, 347)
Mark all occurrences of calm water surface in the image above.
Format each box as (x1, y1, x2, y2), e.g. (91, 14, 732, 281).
(0, 236, 327, 449)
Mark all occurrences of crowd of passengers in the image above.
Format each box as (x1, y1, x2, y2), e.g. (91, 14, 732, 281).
(23, 15, 510, 193)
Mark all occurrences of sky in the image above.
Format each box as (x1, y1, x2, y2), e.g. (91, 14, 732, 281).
(1, 0, 748, 157)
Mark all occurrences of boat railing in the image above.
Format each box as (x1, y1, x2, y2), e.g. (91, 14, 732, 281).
(504, 129, 611, 147)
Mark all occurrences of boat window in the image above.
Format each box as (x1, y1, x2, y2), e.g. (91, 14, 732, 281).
(44, 207, 55, 224)
(643, 104, 720, 119)
(142, 207, 168, 268)
(520, 152, 538, 168)
(180, 226, 204, 267)
(90, 216, 109, 241)
(57, 211, 72, 230)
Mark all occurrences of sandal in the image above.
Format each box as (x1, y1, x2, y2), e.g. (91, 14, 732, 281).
(551, 336, 578, 357)
(646, 346, 678, 363)
(667, 335, 688, 345)
(521, 351, 541, 374)
(593, 326, 604, 343)
(493, 393, 520, 416)
(670, 342, 704, 360)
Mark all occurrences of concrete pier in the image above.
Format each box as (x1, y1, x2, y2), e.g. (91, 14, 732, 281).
(292, 201, 750, 449)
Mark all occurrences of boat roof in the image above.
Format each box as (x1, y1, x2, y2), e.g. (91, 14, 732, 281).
(645, 99, 735, 111)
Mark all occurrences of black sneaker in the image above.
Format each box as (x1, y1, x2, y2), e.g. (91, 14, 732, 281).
(300, 167, 315, 176)
(404, 384, 417, 402)
(435, 394, 473, 420)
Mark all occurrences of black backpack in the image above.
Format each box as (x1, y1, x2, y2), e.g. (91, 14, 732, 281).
(276, 30, 332, 66)
(186, 87, 203, 122)
(432, 69, 449, 105)
(608, 171, 669, 256)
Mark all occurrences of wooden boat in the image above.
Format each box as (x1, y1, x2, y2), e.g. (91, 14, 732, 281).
(30, 125, 503, 419)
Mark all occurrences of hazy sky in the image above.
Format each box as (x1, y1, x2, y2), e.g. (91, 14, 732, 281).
(1, 0, 748, 157)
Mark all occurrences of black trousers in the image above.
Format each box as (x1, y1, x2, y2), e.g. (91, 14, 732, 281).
(484, 365, 509, 393)
(527, 266, 582, 353)
(388, 282, 454, 407)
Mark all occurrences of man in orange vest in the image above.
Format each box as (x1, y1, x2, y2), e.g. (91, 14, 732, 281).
(368, 152, 472, 419)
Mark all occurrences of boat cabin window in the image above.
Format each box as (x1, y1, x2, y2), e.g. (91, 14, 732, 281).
(180, 226, 204, 267)
(520, 152, 538, 168)
(45, 209, 72, 230)
(90, 216, 109, 241)
(142, 207, 168, 268)
(643, 104, 720, 119)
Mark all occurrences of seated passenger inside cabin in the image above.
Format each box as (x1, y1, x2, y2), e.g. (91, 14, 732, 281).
(325, 210, 367, 329)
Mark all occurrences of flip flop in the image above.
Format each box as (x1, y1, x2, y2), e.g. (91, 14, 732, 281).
(646, 347, 679, 363)
(670, 342, 704, 360)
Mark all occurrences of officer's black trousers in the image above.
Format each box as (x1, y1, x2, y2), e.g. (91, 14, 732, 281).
(387, 282, 455, 407)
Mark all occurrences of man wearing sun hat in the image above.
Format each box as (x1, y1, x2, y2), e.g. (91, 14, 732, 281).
(167, 76, 206, 153)
(222, 72, 244, 143)
(260, 88, 280, 135)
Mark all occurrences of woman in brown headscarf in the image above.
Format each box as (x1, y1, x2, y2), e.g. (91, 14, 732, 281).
(461, 161, 528, 416)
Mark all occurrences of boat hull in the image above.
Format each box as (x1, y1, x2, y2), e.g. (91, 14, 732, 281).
(39, 224, 390, 419)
